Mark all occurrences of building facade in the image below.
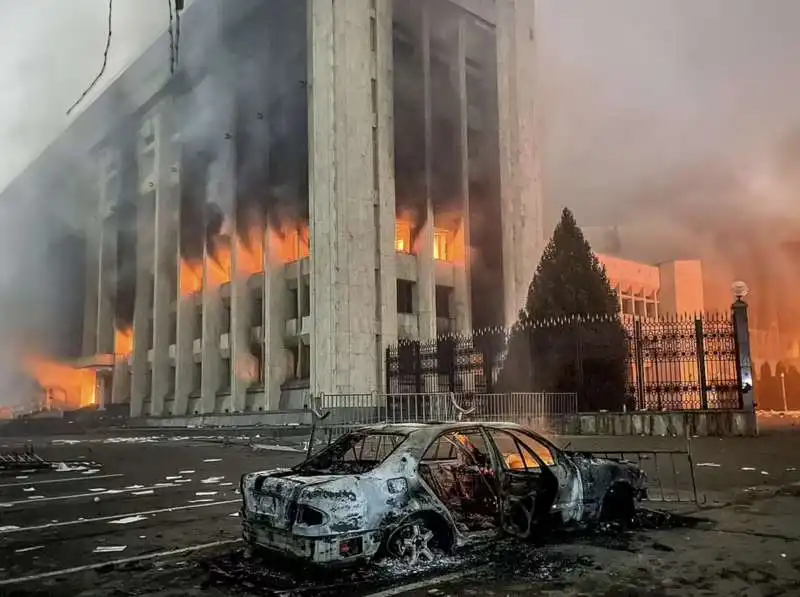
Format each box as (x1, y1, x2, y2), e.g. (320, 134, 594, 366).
(2, 0, 542, 416)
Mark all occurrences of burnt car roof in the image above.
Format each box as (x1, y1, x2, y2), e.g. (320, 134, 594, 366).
(349, 421, 545, 437)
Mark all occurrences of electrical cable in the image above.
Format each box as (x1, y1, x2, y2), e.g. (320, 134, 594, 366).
(66, 0, 113, 115)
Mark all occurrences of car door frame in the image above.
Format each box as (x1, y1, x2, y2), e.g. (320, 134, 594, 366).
(482, 426, 561, 539)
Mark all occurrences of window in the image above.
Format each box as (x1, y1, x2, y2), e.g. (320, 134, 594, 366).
(395, 221, 412, 253)
(433, 230, 449, 261)
(168, 311, 177, 345)
(194, 307, 203, 340)
(300, 343, 311, 379)
(251, 292, 264, 327)
(397, 279, 415, 314)
(222, 301, 232, 333)
(287, 289, 299, 319)
(487, 429, 555, 471)
(219, 358, 231, 393)
(192, 361, 202, 394)
(298, 432, 408, 475)
(435, 285, 453, 319)
(167, 366, 176, 397)
(301, 281, 311, 317)
(422, 431, 492, 469)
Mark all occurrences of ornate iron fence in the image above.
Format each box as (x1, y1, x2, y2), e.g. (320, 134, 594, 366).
(386, 311, 745, 411)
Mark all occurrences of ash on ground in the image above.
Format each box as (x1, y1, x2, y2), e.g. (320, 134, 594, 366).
(199, 508, 704, 596)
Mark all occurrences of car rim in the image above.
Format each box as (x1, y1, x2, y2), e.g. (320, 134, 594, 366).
(393, 520, 436, 566)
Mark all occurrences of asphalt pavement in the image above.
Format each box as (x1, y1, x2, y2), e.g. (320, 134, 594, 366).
(0, 432, 798, 596)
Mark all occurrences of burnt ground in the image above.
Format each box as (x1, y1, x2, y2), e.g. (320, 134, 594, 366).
(0, 432, 798, 596)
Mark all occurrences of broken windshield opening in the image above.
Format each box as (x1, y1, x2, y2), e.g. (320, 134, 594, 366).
(294, 431, 408, 475)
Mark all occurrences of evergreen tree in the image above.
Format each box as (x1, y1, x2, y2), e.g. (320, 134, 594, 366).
(499, 208, 630, 411)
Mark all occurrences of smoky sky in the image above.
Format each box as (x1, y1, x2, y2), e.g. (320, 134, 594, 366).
(0, 0, 799, 347)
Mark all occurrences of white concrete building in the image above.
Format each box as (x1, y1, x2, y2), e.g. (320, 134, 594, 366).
(2, 0, 542, 416)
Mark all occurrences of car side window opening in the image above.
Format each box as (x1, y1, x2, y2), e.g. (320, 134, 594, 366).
(509, 431, 556, 467)
(487, 429, 548, 472)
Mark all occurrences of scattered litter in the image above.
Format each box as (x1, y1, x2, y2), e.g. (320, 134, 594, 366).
(105, 489, 125, 494)
(188, 498, 214, 504)
(196, 491, 218, 497)
(51, 439, 81, 445)
(787, 467, 797, 472)
(179, 470, 195, 474)
(165, 476, 182, 481)
(109, 515, 148, 525)
(0, 503, 13, 508)
(0, 525, 21, 532)
(93, 497, 100, 503)
(761, 471, 769, 475)
(93, 545, 127, 553)
(55, 462, 86, 472)
(139, 535, 146, 539)
(27, 496, 44, 500)
(14, 545, 44, 554)
(220, 482, 234, 487)
(741, 467, 756, 471)
(82, 469, 101, 475)
(15, 476, 28, 480)
(201, 477, 225, 484)
(781, 553, 787, 558)
(132, 490, 155, 496)
(89, 488, 107, 493)
(125, 485, 145, 490)
(203, 459, 222, 463)
(229, 512, 240, 517)
(696, 463, 721, 468)
(175, 479, 192, 484)
(22, 487, 35, 492)
(155, 483, 176, 488)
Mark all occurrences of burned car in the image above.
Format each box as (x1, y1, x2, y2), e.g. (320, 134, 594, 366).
(240, 422, 646, 565)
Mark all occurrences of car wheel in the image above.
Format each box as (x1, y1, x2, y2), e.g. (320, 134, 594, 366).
(600, 483, 635, 524)
(385, 515, 441, 566)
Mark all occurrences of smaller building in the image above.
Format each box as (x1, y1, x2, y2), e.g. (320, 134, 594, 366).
(596, 254, 705, 320)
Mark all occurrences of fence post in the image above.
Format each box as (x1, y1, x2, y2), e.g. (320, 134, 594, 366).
(574, 321, 585, 409)
(731, 299, 756, 411)
(634, 320, 646, 410)
(385, 347, 391, 393)
(694, 317, 709, 409)
(413, 341, 423, 394)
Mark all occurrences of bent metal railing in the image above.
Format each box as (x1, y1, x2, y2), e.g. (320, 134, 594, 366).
(306, 391, 578, 455)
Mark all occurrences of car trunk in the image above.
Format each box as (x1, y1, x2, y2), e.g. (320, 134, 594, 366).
(246, 470, 341, 531)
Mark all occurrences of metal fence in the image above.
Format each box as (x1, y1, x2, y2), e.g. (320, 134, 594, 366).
(310, 391, 578, 444)
(386, 311, 744, 412)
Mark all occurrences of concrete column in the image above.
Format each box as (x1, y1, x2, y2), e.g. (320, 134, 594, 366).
(308, 0, 396, 395)
(151, 105, 177, 417)
(111, 360, 130, 405)
(416, 3, 436, 341)
(81, 192, 100, 356)
(174, 294, 194, 416)
(496, 0, 543, 327)
(454, 15, 472, 334)
(230, 235, 252, 413)
(263, 230, 285, 411)
(130, 193, 154, 418)
(374, 0, 399, 388)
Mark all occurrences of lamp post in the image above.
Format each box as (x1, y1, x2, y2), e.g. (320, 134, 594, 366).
(731, 281, 756, 411)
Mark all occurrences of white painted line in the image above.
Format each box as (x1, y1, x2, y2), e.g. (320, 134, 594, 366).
(0, 499, 240, 535)
(0, 538, 243, 587)
(363, 571, 471, 597)
(0, 474, 123, 489)
(0, 484, 167, 507)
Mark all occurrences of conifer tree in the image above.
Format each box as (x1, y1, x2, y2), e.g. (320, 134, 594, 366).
(499, 208, 630, 411)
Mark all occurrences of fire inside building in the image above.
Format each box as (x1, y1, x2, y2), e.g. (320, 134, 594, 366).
(0, 0, 540, 417)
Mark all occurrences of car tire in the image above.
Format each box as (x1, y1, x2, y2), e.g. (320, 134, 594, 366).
(600, 483, 635, 524)
(384, 513, 449, 567)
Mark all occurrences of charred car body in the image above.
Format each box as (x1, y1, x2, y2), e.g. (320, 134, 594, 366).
(240, 422, 646, 565)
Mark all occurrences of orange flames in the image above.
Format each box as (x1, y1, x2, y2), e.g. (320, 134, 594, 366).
(23, 356, 96, 409)
(180, 260, 203, 296)
(395, 215, 460, 263)
(274, 223, 310, 264)
(115, 327, 133, 356)
(207, 236, 233, 288)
